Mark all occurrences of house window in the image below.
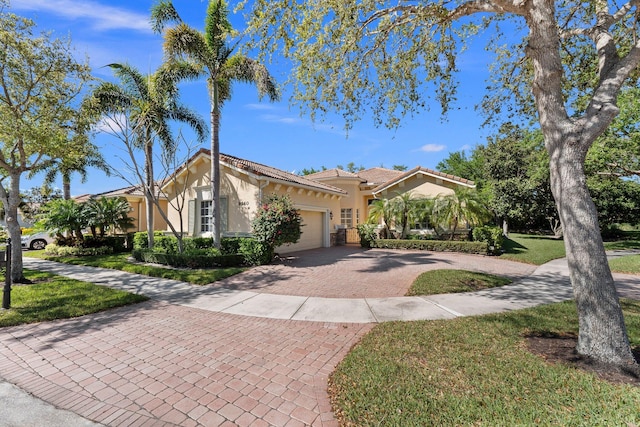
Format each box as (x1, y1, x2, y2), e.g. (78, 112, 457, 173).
(201, 201, 213, 233)
(200, 198, 228, 233)
(341, 208, 353, 228)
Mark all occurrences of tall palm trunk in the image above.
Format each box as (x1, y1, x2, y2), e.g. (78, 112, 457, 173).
(145, 138, 155, 249)
(62, 172, 71, 200)
(210, 85, 221, 249)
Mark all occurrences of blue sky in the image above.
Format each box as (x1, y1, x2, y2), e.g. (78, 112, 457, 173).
(9, 0, 496, 196)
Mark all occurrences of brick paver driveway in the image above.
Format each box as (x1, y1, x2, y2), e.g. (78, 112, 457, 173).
(0, 247, 535, 426)
(215, 246, 537, 298)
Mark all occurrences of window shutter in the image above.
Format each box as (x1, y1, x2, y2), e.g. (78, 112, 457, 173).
(188, 199, 196, 235)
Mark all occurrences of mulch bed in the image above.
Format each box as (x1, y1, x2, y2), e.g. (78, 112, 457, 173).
(526, 334, 640, 386)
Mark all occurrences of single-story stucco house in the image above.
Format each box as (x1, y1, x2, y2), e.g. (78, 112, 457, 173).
(89, 150, 474, 252)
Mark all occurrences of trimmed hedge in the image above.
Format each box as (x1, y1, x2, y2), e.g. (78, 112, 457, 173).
(45, 244, 114, 256)
(372, 239, 488, 254)
(131, 249, 246, 269)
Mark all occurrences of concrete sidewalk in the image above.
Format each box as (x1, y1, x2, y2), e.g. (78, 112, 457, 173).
(21, 253, 640, 323)
(19, 257, 562, 323)
(1, 250, 637, 427)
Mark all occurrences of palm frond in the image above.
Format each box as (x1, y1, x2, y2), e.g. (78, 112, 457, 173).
(224, 55, 280, 102)
(105, 63, 150, 101)
(169, 105, 208, 143)
(150, 0, 182, 34)
(164, 24, 210, 65)
(205, 0, 233, 55)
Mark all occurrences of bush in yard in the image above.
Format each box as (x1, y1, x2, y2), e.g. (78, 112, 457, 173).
(45, 244, 114, 256)
(357, 224, 377, 248)
(239, 238, 273, 266)
(250, 194, 302, 264)
(220, 237, 245, 255)
(372, 239, 487, 254)
(472, 226, 504, 255)
(133, 231, 166, 250)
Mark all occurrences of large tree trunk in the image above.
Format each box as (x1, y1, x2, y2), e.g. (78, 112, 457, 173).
(549, 138, 635, 366)
(527, 0, 636, 366)
(210, 85, 221, 249)
(1, 174, 26, 283)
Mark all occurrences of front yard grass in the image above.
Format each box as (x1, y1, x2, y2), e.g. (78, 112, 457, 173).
(0, 269, 147, 327)
(330, 299, 640, 426)
(500, 233, 566, 265)
(406, 269, 511, 296)
(24, 251, 245, 285)
(501, 233, 640, 270)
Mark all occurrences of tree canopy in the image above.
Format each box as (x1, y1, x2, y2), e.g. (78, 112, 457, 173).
(0, 11, 93, 281)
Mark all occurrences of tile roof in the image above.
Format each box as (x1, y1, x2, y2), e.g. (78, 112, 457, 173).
(357, 167, 405, 185)
(371, 166, 475, 194)
(305, 168, 364, 180)
(85, 183, 168, 199)
(219, 152, 347, 195)
(173, 149, 347, 196)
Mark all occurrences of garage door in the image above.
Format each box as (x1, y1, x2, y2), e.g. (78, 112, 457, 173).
(278, 210, 324, 254)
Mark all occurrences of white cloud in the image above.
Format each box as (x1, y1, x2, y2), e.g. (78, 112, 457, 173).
(245, 103, 277, 111)
(10, 0, 152, 32)
(260, 114, 301, 125)
(419, 143, 447, 152)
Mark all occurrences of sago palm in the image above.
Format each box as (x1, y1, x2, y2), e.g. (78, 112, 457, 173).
(92, 61, 207, 248)
(151, 0, 280, 248)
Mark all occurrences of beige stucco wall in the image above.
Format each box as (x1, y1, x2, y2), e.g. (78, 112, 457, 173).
(374, 174, 458, 200)
(310, 178, 366, 228)
(124, 196, 168, 233)
(163, 156, 340, 246)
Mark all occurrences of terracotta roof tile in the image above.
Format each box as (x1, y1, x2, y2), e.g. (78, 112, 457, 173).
(305, 168, 363, 180)
(177, 149, 345, 195)
(357, 167, 404, 185)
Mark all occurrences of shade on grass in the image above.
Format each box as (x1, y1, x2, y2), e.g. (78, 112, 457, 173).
(406, 269, 511, 296)
(500, 233, 566, 265)
(330, 300, 640, 426)
(0, 270, 147, 327)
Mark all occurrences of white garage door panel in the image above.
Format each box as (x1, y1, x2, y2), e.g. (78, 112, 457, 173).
(278, 211, 323, 254)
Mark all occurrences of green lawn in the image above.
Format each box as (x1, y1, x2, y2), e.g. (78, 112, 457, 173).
(0, 269, 147, 327)
(501, 233, 640, 269)
(609, 255, 640, 274)
(406, 269, 511, 296)
(330, 299, 640, 426)
(500, 233, 566, 265)
(24, 251, 246, 285)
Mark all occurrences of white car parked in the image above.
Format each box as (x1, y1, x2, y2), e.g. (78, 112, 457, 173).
(21, 232, 54, 250)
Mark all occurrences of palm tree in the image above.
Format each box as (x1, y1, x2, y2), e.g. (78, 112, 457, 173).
(92, 62, 207, 248)
(43, 96, 110, 200)
(85, 196, 135, 237)
(432, 188, 491, 240)
(44, 144, 109, 200)
(367, 198, 395, 238)
(151, 0, 280, 248)
(39, 199, 87, 243)
(389, 191, 424, 239)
